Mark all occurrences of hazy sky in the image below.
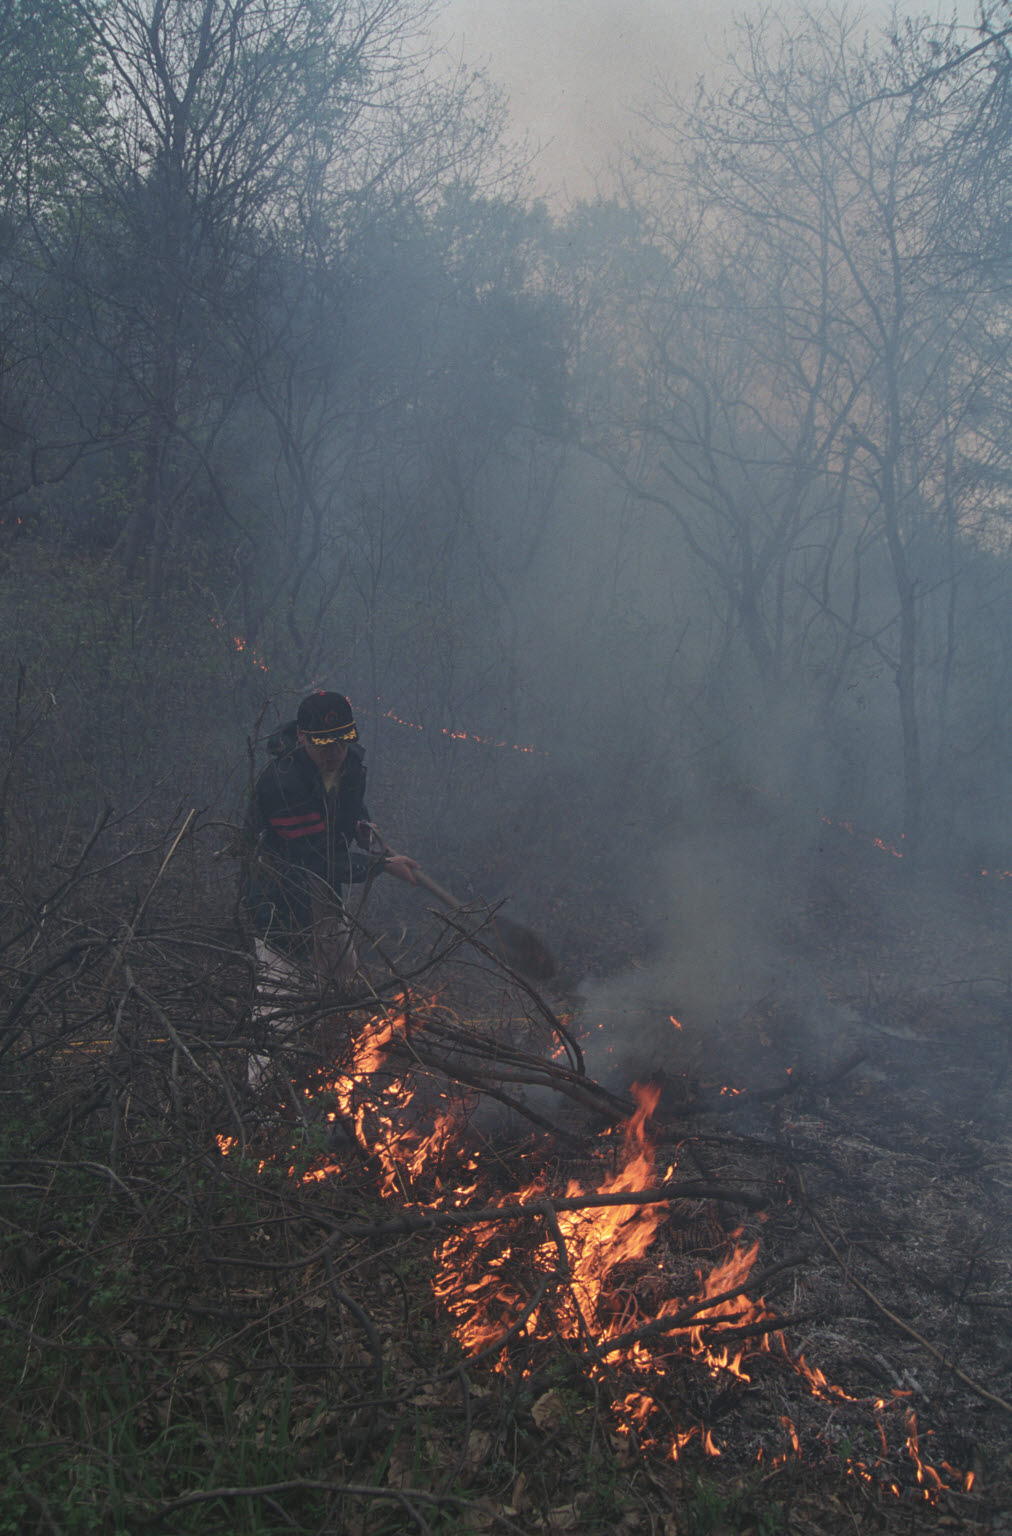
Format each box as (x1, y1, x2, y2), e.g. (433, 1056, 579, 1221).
(433, 0, 982, 201)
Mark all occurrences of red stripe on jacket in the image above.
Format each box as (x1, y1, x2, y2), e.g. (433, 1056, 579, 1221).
(270, 815, 325, 838)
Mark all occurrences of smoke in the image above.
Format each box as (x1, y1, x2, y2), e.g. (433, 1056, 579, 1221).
(569, 779, 859, 1089)
(435, 0, 746, 200)
(434, 0, 979, 203)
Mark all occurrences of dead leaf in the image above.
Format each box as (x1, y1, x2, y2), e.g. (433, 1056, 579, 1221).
(462, 1429, 493, 1474)
(532, 1389, 568, 1431)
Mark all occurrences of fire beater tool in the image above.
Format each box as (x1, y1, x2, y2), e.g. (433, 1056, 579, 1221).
(366, 827, 555, 981)
(410, 867, 556, 982)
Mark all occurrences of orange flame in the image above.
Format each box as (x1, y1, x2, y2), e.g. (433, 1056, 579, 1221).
(295, 996, 461, 1199)
(244, 994, 972, 1496)
(428, 1080, 774, 1466)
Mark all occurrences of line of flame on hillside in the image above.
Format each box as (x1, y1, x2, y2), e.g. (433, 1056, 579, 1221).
(218, 991, 975, 1502)
(207, 615, 544, 754)
(210, 612, 1010, 881)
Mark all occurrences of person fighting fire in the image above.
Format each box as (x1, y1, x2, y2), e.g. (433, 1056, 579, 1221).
(243, 690, 419, 1087)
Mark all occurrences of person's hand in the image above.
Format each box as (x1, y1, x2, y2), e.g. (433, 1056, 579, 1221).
(383, 852, 421, 885)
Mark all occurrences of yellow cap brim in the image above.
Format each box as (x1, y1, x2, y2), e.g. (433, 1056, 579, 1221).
(306, 726, 357, 745)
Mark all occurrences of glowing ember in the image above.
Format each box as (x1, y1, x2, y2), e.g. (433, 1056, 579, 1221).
(377, 704, 545, 755)
(788, 1350, 855, 1402)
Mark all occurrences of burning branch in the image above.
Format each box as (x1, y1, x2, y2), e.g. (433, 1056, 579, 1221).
(581, 1247, 819, 1361)
(326, 1179, 767, 1241)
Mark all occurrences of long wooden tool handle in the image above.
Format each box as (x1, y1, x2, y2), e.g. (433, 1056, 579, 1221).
(411, 867, 464, 912)
(365, 825, 462, 912)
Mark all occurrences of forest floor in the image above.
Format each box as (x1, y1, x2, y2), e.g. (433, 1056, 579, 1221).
(1, 812, 1010, 1535)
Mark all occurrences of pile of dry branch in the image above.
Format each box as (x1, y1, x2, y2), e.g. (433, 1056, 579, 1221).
(1, 809, 1010, 1534)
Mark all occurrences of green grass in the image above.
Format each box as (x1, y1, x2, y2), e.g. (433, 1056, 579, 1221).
(0, 1110, 344, 1534)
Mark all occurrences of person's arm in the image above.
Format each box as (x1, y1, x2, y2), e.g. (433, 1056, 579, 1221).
(382, 851, 420, 885)
(335, 845, 418, 885)
(347, 818, 419, 884)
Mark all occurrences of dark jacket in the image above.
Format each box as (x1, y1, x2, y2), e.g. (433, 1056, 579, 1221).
(245, 737, 383, 958)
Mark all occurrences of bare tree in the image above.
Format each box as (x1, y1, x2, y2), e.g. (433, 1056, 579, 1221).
(583, 7, 1012, 853)
(61, 0, 476, 598)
